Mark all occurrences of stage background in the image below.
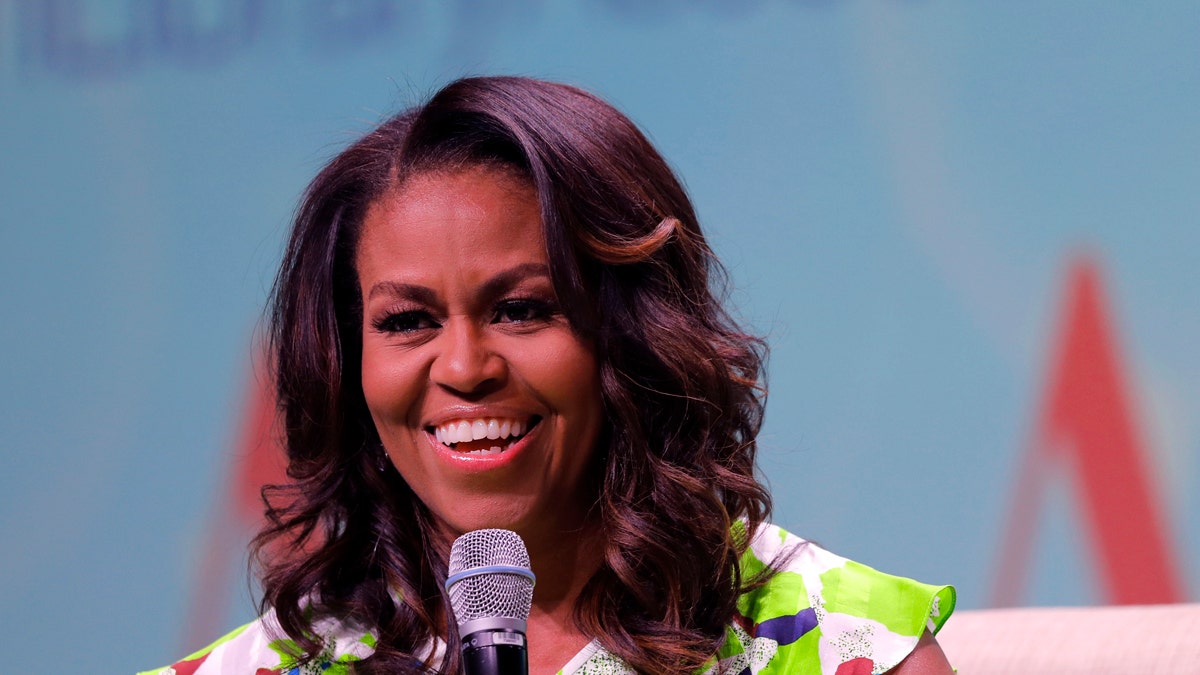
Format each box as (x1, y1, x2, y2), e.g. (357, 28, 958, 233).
(1, 2, 1197, 671)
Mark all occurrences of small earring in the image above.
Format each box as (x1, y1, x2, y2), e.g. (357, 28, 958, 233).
(376, 448, 389, 473)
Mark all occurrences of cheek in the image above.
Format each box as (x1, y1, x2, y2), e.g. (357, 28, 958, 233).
(534, 336, 604, 429)
(359, 346, 387, 414)
(360, 343, 423, 425)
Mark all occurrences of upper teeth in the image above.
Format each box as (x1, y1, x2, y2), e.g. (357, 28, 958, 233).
(435, 418, 526, 446)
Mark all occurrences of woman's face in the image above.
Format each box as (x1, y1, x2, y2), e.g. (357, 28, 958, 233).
(356, 166, 604, 544)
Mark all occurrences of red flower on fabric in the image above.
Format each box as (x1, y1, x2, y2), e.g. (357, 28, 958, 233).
(834, 657, 874, 675)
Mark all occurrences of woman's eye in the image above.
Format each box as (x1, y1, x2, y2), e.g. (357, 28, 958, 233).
(373, 311, 438, 334)
(494, 299, 554, 324)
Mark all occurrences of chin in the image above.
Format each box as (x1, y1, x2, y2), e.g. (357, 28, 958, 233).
(434, 498, 536, 538)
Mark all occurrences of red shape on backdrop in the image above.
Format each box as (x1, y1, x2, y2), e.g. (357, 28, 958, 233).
(183, 350, 288, 651)
(231, 359, 288, 525)
(992, 255, 1185, 606)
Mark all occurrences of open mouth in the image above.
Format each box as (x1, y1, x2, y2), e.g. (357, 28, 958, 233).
(431, 416, 541, 455)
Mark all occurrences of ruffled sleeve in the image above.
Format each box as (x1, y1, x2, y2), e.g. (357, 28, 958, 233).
(714, 524, 955, 675)
(810, 556, 954, 673)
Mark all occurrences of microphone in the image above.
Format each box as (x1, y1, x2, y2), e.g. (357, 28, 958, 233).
(446, 529, 536, 675)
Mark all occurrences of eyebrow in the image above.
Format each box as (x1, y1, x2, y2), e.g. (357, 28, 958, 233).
(366, 262, 552, 304)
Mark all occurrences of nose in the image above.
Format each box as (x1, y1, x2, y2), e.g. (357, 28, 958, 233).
(429, 318, 506, 395)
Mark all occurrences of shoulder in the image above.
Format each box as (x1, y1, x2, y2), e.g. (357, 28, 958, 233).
(136, 608, 378, 675)
(708, 523, 956, 675)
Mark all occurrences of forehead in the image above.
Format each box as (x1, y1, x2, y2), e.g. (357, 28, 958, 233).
(357, 167, 546, 267)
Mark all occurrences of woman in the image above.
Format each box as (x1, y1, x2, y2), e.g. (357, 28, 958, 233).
(142, 76, 954, 675)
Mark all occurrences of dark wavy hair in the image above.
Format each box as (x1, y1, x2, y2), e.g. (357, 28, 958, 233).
(254, 76, 772, 674)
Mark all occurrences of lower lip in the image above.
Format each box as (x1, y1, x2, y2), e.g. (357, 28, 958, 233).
(427, 424, 536, 473)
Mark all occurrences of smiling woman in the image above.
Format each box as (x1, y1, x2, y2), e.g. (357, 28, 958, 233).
(139, 76, 955, 675)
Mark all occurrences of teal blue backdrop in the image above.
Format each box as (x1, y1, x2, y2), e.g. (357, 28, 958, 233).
(1, 2, 1197, 671)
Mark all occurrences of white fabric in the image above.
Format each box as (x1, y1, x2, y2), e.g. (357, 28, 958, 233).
(936, 603, 1200, 674)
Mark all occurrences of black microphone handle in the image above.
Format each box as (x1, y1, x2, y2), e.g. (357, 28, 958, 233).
(461, 629, 528, 675)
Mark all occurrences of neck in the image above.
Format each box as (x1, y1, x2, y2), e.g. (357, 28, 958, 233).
(525, 519, 603, 612)
(522, 523, 605, 675)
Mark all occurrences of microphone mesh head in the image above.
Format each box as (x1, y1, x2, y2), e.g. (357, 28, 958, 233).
(446, 529, 534, 624)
